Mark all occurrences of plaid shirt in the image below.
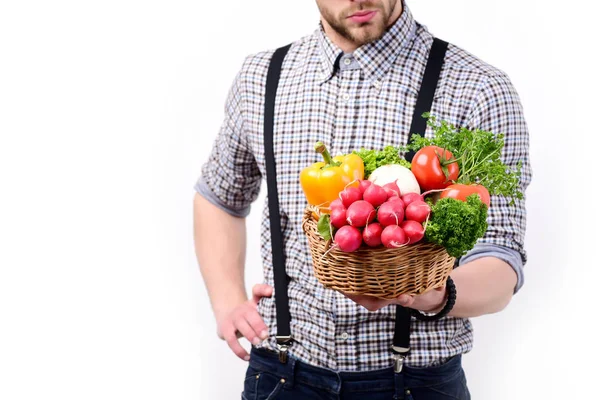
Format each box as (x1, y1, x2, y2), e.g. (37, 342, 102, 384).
(196, 4, 532, 371)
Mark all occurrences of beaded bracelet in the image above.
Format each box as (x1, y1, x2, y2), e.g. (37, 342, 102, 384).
(410, 276, 456, 321)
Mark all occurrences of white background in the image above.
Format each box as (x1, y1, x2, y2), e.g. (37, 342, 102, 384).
(1, 0, 598, 399)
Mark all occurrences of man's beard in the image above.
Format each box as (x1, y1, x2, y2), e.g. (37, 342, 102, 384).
(321, 2, 394, 47)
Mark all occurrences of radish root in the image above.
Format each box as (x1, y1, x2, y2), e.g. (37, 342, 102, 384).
(421, 188, 449, 197)
(321, 243, 338, 260)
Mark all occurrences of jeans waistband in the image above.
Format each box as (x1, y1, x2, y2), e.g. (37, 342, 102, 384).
(248, 347, 463, 393)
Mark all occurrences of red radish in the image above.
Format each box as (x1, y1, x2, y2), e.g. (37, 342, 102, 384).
(386, 196, 405, 210)
(381, 225, 408, 248)
(330, 198, 346, 212)
(330, 208, 348, 228)
(383, 182, 401, 197)
(362, 183, 388, 207)
(384, 188, 399, 199)
(334, 225, 363, 252)
(358, 179, 372, 194)
(340, 187, 362, 208)
(346, 200, 375, 227)
(401, 192, 422, 207)
(377, 200, 405, 226)
(405, 201, 431, 223)
(400, 220, 425, 244)
(363, 222, 383, 247)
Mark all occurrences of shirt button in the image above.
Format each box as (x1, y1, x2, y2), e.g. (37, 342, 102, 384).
(342, 93, 350, 102)
(343, 57, 352, 66)
(373, 80, 382, 89)
(341, 332, 349, 340)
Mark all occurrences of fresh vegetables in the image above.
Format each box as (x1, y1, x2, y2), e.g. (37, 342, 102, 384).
(302, 111, 524, 259)
(410, 146, 459, 191)
(317, 178, 431, 251)
(353, 146, 411, 177)
(368, 164, 421, 195)
(424, 195, 488, 258)
(300, 142, 364, 209)
(408, 114, 523, 203)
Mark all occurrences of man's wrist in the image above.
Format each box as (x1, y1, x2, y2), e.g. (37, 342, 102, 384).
(213, 293, 249, 320)
(429, 288, 449, 313)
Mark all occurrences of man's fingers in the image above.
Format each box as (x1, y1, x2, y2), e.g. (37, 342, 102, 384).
(342, 292, 392, 311)
(233, 313, 261, 346)
(252, 284, 273, 304)
(397, 294, 414, 307)
(245, 309, 269, 341)
(224, 331, 250, 361)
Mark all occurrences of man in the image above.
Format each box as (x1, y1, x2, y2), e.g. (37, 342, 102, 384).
(194, 0, 531, 398)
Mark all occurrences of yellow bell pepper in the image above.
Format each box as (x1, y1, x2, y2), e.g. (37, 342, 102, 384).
(300, 142, 364, 211)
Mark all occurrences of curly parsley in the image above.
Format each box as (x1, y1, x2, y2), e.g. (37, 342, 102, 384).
(424, 195, 488, 258)
(425, 194, 488, 258)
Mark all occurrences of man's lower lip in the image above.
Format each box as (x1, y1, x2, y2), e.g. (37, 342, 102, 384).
(348, 11, 377, 23)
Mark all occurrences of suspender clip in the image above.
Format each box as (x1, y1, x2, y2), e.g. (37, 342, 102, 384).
(276, 335, 293, 364)
(391, 345, 410, 373)
(392, 353, 407, 373)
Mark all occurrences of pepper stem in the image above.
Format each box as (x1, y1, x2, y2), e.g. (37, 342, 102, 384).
(314, 141, 335, 165)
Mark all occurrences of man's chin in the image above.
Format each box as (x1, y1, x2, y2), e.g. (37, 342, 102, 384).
(348, 28, 385, 46)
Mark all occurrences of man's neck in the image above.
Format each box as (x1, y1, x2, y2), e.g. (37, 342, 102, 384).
(321, 2, 404, 53)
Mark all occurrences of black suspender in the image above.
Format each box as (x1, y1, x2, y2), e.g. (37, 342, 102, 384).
(263, 38, 448, 368)
(405, 38, 449, 163)
(392, 38, 448, 372)
(263, 44, 293, 363)
(264, 45, 292, 362)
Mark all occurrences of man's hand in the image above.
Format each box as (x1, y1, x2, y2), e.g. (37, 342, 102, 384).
(343, 285, 447, 313)
(216, 283, 272, 361)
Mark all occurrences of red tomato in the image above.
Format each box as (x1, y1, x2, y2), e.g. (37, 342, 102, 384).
(440, 184, 491, 207)
(411, 146, 459, 192)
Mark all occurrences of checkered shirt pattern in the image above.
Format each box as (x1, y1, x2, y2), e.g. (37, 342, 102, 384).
(195, 4, 532, 371)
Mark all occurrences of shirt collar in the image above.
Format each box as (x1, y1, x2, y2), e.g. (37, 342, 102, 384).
(315, 2, 416, 86)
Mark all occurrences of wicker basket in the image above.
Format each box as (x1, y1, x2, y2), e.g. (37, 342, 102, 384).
(301, 205, 456, 299)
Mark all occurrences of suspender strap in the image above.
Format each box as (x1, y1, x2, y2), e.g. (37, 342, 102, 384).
(393, 38, 448, 372)
(404, 38, 449, 163)
(263, 44, 293, 362)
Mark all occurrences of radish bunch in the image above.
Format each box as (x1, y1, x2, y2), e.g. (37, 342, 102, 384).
(329, 180, 431, 252)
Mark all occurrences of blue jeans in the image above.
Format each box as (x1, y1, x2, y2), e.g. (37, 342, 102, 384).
(242, 348, 470, 400)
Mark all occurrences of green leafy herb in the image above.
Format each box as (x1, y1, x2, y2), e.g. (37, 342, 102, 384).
(407, 113, 523, 203)
(352, 146, 411, 178)
(425, 195, 488, 258)
(317, 214, 332, 241)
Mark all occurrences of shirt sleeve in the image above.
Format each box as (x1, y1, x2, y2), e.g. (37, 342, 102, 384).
(459, 71, 533, 293)
(194, 59, 262, 218)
